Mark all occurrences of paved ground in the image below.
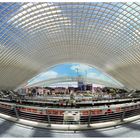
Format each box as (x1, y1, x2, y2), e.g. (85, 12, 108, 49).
(0, 118, 140, 137)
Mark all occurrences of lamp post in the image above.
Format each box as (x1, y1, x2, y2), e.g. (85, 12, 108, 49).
(76, 68, 79, 83)
(84, 70, 87, 91)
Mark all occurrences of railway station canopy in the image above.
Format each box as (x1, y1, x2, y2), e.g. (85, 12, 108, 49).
(0, 2, 140, 90)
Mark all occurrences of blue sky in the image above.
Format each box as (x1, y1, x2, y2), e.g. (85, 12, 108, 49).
(28, 63, 122, 86)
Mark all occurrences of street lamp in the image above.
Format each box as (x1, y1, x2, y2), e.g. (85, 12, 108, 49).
(75, 68, 79, 82)
(84, 70, 87, 91)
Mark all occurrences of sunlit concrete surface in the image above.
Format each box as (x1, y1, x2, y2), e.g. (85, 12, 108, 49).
(0, 118, 140, 137)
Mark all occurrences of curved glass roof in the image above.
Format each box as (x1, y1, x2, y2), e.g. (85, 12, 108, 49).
(0, 2, 139, 89)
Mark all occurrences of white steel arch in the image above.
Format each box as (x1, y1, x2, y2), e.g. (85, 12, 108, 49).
(0, 2, 139, 89)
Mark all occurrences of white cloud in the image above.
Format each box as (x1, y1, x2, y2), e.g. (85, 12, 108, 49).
(87, 72, 108, 81)
(41, 70, 58, 79)
(97, 75, 108, 81)
(28, 70, 58, 84)
(71, 64, 117, 84)
(87, 72, 97, 78)
(96, 75, 119, 85)
(87, 72, 115, 83)
(70, 64, 92, 73)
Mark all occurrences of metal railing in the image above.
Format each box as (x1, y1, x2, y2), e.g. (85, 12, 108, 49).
(0, 101, 140, 127)
(1, 97, 140, 108)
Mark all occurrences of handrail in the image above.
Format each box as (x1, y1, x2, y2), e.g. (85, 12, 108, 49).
(0, 100, 140, 129)
(1, 97, 140, 104)
(0, 100, 140, 111)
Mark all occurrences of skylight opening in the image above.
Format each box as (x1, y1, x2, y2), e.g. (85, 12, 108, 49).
(27, 63, 124, 88)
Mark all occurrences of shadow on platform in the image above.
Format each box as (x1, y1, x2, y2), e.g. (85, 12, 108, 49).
(31, 127, 53, 137)
(123, 122, 140, 131)
(0, 120, 14, 136)
(80, 129, 110, 137)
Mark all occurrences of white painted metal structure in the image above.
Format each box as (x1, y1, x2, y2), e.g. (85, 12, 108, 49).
(0, 2, 140, 89)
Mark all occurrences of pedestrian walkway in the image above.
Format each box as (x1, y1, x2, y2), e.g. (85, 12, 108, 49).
(0, 112, 140, 131)
(0, 117, 140, 137)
